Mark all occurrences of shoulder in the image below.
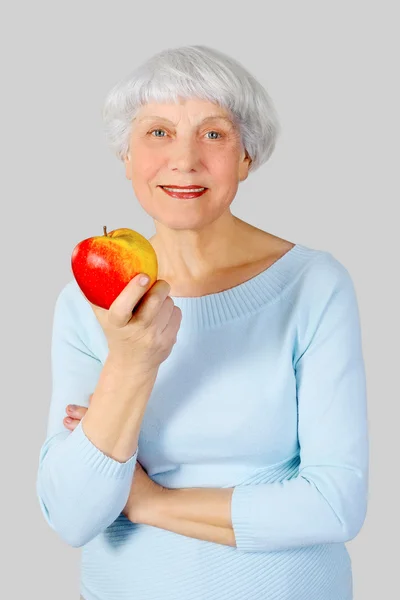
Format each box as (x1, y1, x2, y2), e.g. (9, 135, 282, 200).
(53, 278, 101, 341)
(55, 277, 94, 313)
(289, 247, 363, 361)
(293, 245, 356, 298)
(282, 245, 360, 324)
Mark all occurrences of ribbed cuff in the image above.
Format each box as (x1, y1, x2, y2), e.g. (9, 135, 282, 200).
(65, 419, 138, 479)
(231, 485, 263, 553)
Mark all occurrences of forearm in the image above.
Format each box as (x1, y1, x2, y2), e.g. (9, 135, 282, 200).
(161, 487, 234, 529)
(144, 489, 236, 547)
(82, 354, 159, 462)
(139, 487, 236, 547)
(150, 513, 236, 547)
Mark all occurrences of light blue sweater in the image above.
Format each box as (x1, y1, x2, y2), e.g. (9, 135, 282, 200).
(36, 243, 369, 600)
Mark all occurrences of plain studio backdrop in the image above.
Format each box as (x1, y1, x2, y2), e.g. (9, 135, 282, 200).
(1, 1, 398, 598)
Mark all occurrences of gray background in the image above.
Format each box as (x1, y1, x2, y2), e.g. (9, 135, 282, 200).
(2, 1, 398, 598)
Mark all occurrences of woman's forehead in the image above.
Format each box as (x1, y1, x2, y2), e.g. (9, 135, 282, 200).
(133, 98, 233, 124)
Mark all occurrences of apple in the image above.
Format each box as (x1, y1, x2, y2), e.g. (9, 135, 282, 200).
(71, 225, 158, 309)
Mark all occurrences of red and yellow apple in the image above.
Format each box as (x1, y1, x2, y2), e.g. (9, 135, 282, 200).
(71, 226, 158, 309)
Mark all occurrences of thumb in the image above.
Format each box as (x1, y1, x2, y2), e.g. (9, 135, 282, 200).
(108, 273, 152, 329)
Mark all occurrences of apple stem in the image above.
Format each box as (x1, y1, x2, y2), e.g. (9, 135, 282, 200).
(103, 225, 108, 236)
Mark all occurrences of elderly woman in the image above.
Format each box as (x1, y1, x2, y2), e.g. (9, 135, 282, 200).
(36, 45, 368, 600)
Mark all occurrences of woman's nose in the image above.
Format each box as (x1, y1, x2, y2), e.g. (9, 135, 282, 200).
(167, 139, 202, 172)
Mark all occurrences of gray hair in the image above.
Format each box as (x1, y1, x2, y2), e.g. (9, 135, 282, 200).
(101, 45, 281, 174)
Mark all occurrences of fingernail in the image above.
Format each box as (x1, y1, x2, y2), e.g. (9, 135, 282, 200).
(139, 274, 150, 286)
(65, 417, 72, 424)
(68, 405, 78, 412)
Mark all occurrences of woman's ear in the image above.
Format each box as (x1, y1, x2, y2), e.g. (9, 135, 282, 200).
(239, 149, 252, 182)
(124, 152, 132, 180)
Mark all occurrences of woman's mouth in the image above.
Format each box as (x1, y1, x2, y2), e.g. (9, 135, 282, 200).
(159, 186, 208, 200)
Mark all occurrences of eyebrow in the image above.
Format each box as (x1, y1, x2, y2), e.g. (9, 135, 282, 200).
(135, 115, 234, 126)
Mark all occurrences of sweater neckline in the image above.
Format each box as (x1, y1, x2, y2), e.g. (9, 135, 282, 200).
(170, 243, 316, 329)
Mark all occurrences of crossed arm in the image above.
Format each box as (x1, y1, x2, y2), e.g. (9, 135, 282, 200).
(65, 405, 236, 547)
(139, 485, 236, 547)
(49, 264, 368, 552)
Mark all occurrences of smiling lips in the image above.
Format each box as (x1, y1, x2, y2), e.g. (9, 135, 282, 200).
(161, 185, 207, 189)
(159, 185, 208, 199)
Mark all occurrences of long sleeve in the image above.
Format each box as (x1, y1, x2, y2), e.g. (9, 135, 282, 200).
(230, 261, 369, 553)
(36, 281, 138, 548)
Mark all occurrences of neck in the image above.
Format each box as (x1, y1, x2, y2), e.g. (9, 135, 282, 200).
(149, 214, 271, 284)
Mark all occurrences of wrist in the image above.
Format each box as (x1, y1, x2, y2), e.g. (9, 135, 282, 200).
(106, 353, 159, 379)
(141, 486, 172, 527)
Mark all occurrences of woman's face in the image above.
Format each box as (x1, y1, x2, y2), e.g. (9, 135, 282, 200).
(124, 97, 251, 229)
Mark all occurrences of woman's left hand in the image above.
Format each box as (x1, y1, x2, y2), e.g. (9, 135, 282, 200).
(64, 401, 166, 524)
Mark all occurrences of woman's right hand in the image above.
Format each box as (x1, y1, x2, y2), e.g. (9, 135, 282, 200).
(88, 274, 182, 372)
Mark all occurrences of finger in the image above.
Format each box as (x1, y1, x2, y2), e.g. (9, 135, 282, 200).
(129, 279, 172, 328)
(153, 298, 182, 333)
(108, 274, 162, 329)
(88, 301, 110, 330)
(89, 302, 107, 317)
(63, 416, 80, 431)
(66, 394, 93, 415)
(66, 405, 88, 418)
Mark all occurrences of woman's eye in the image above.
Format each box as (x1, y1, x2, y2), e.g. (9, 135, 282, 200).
(149, 129, 222, 139)
(150, 129, 167, 137)
(206, 131, 222, 139)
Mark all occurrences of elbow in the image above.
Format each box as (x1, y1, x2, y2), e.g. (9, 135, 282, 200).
(339, 488, 369, 543)
(36, 469, 85, 547)
(50, 512, 95, 548)
(57, 529, 93, 549)
(62, 530, 95, 549)
(311, 476, 369, 544)
(55, 511, 128, 549)
(37, 491, 91, 548)
(338, 500, 368, 543)
(36, 477, 129, 548)
(37, 497, 110, 548)
(36, 433, 135, 548)
(54, 523, 89, 548)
